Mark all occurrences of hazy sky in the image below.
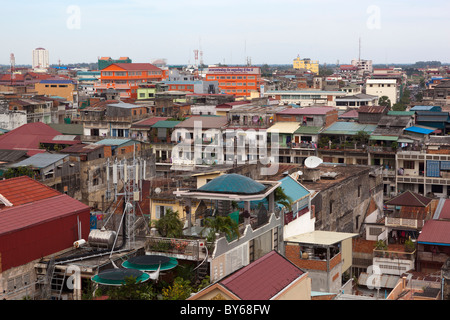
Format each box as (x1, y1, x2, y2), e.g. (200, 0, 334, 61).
(1, 0, 449, 66)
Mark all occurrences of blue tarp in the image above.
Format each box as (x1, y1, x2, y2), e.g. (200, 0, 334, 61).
(404, 126, 435, 135)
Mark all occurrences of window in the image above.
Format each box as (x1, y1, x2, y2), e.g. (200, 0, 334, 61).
(102, 71, 113, 76)
(358, 185, 362, 197)
(115, 72, 126, 77)
(155, 205, 173, 219)
(329, 200, 333, 214)
(403, 160, 415, 169)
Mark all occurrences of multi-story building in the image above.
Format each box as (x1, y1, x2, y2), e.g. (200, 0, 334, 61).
(264, 90, 346, 107)
(95, 63, 166, 99)
(365, 79, 399, 105)
(34, 79, 78, 106)
(205, 66, 261, 98)
(293, 56, 319, 74)
(98, 56, 132, 70)
(32, 48, 49, 71)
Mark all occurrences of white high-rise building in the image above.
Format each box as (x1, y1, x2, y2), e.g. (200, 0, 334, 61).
(32, 48, 49, 71)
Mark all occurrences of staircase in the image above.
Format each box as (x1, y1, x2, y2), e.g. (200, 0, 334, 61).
(196, 261, 209, 282)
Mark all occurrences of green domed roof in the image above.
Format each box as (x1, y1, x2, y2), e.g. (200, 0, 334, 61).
(198, 174, 266, 194)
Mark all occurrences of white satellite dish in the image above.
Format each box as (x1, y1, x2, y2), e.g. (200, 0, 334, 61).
(297, 170, 303, 176)
(155, 187, 161, 194)
(304, 156, 323, 169)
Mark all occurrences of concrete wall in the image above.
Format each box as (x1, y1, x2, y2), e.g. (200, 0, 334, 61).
(0, 111, 27, 131)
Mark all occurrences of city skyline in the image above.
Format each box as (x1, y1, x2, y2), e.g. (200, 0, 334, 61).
(1, 0, 449, 67)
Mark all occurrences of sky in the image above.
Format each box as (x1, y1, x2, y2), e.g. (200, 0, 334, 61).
(1, 0, 449, 66)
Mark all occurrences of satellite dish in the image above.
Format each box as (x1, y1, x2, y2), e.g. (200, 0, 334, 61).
(304, 156, 323, 169)
(297, 170, 303, 176)
(155, 187, 161, 194)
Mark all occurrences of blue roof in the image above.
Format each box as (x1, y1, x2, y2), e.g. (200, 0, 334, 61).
(322, 122, 377, 135)
(198, 174, 266, 194)
(404, 126, 435, 135)
(410, 105, 441, 112)
(11, 153, 68, 169)
(40, 79, 74, 84)
(279, 175, 310, 202)
(94, 138, 134, 146)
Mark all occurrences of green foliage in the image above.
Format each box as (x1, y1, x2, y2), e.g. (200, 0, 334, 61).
(378, 96, 391, 108)
(152, 209, 184, 238)
(375, 240, 388, 251)
(404, 238, 416, 253)
(354, 130, 370, 145)
(2, 166, 36, 179)
(202, 215, 240, 243)
(274, 186, 293, 211)
(162, 277, 192, 300)
(106, 276, 156, 300)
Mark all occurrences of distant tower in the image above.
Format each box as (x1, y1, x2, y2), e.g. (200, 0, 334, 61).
(10, 53, 15, 85)
(32, 47, 49, 70)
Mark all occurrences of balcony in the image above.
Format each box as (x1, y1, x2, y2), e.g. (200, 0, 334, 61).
(385, 216, 424, 229)
(144, 237, 211, 262)
(373, 248, 416, 276)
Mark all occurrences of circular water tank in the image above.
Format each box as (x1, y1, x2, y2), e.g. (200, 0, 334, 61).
(88, 229, 117, 248)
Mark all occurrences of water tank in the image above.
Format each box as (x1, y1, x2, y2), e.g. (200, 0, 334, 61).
(88, 229, 117, 248)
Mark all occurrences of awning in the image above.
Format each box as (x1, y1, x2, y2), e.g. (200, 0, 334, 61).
(369, 135, 399, 141)
(397, 138, 414, 143)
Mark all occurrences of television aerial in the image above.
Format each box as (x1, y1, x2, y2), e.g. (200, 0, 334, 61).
(304, 156, 323, 169)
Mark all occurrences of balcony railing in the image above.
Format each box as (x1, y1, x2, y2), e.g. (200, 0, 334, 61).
(144, 237, 209, 260)
(385, 216, 424, 229)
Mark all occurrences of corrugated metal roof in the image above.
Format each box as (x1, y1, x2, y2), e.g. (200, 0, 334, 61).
(0, 194, 89, 236)
(388, 111, 415, 116)
(267, 122, 301, 134)
(219, 251, 305, 300)
(358, 272, 400, 289)
(369, 135, 399, 141)
(11, 153, 68, 169)
(277, 106, 335, 115)
(94, 138, 134, 146)
(0, 176, 61, 208)
(279, 175, 310, 202)
(175, 116, 228, 129)
(131, 117, 169, 128)
(294, 126, 322, 134)
(404, 126, 435, 135)
(151, 120, 182, 128)
(385, 190, 432, 207)
(322, 122, 377, 135)
(418, 220, 450, 245)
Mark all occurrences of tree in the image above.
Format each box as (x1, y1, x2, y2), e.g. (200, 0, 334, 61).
(152, 209, 184, 238)
(2, 166, 36, 179)
(354, 130, 370, 145)
(106, 276, 156, 300)
(378, 96, 391, 108)
(202, 215, 240, 243)
(274, 187, 293, 211)
(162, 277, 192, 300)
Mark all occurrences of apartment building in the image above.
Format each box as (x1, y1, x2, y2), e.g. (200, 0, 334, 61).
(95, 63, 165, 99)
(365, 79, 399, 105)
(264, 90, 346, 107)
(205, 66, 261, 98)
(293, 56, 319, 74)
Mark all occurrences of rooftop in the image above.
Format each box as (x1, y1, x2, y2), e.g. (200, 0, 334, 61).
(218, 251, 305, 300)
(285, 230, 358, 246)
(276, 106, 336, 115)
(10, 152, 68, 169)
(198, 173, 266, 195)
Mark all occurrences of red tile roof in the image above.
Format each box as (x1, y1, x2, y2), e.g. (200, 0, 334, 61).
(219, 251, 305, 300)
(418, 220, 450, 245)
(0, 194, 89, 236)
(0, 122, 61, 156)
(0, 176, 61, 208)
(111, 63, 161, 72)
(385, 190, 432, 207)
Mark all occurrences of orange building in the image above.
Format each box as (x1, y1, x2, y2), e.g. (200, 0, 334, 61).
(205, 66, 261, 98)
(95, 63, 166, 99)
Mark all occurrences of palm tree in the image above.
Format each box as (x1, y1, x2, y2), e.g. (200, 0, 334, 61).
(274, 187, 293, 212)
(201, 215, 240, 243)
(152, 209, 184, 238)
